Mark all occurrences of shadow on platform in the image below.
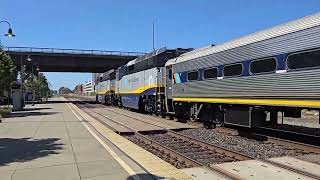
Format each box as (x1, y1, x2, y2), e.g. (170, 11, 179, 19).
(20, 107, 52, 112)
(0, 137, 64, 166)
(3, 111, 58, 118)
(45, 100, 97, 104)
(127, 173, 164, 180)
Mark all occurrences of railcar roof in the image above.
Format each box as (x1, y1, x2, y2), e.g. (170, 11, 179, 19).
(166, 13, 320, 66)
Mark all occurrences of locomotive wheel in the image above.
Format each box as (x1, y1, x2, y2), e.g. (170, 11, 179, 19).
(204, 122, 216, 129)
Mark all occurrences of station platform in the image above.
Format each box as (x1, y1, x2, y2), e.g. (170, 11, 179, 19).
(0, 98, 191, 180)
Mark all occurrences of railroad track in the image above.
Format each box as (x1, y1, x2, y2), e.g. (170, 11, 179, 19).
(89, 103, 320, 154)
(74, 102, 320, 180)
(215, 127, 320, 155)
(74, 102, 246, 179)
(254, 126, 320, 146)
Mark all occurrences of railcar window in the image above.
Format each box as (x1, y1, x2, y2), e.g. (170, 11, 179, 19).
(187, 71, 198, 81)
(224, 64, 243, 77)
(203, 68, 218, 79)
(250, 58, 277, 74)
(287, 49, 320, 70)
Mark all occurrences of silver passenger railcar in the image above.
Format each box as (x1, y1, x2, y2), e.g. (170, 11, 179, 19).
(165, 13, 320, 128)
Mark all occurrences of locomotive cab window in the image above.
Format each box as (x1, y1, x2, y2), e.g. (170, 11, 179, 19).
(250, 58, 277, 74)
(168, 69, 172, 79)
(287, 49, 320, 70)
(224, 64, 243, 77)
(128, 65, 134, 72)
(203, 68, 218, 79)
(187, 71, 198, 81)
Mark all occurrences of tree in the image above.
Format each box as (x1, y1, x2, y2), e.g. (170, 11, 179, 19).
(58, 87, 72, 94)
(0, 51, 17, 97)
(25, 72, 50, 101)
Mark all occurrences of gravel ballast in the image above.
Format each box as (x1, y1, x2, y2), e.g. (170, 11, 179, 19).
(180, 128, 312, 159)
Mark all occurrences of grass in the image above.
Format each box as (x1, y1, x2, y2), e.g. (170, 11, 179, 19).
(0, 107, 10, 120)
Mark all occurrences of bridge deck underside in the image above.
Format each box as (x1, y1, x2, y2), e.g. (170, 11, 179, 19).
(8, 52, 137, 73)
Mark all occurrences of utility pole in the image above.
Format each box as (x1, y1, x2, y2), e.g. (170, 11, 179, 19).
(31, 65, 35, 106)
(152, 20, 155, 51)
(20, 55, 25, 107)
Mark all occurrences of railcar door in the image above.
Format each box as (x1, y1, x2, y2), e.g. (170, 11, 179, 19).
(165, 66, 174, 112)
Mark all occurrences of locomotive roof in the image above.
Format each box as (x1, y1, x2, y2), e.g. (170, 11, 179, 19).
(99, 69, 115, 77)
(125, 47, 167, 66)
(166, 12, 320, 66)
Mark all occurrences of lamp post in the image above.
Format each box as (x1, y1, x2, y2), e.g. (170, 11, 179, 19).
(26, 55, 35, 106)
(0, 20, 15, 108)
(34, 66, 40, 105)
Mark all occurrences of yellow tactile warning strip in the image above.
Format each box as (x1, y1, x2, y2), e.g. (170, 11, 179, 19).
(68, 103, 192, 180)
(66, 103, 139, 180)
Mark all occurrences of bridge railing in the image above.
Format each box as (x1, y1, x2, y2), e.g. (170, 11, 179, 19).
(3, 46, 145, 57)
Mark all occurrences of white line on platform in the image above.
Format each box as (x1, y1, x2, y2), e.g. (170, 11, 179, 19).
(66, 103, 141, 180)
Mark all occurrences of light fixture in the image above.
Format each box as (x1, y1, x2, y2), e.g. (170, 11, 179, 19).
(5, 28, 15, 37)
(0, 21, 15, 37)
(36, 66, 40, 71)
(26, 55, 32, 62)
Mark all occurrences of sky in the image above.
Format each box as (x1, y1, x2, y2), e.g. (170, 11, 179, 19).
(1, 0, 320, 90)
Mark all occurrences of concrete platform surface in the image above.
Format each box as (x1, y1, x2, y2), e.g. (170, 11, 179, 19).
(269, 156, 320, 177)
(181, 167, 229, 180)
(214, 159, 314, 180)
(0, 99, 146, 180)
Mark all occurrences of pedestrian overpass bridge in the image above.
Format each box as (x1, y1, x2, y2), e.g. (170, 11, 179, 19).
(3, 46, 144, 73)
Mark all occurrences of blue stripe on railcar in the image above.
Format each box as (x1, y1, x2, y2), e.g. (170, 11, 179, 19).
(275, 54, 287, 70)
(180, 72, 188, 83)
(242, 60, 251, 76)
(217, 65, 224, 77)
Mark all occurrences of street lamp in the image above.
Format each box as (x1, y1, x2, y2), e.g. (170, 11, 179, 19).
(0, 20, 15, 49)
(0, 20, 16, 109)
(0, 21, 15, 37)
(26, 55, 32, 62)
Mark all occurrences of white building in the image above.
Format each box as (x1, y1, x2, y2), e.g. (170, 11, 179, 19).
(83, 81, 94, 96)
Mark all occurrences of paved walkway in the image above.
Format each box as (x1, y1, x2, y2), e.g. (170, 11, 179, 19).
(0, 99, 141, 180)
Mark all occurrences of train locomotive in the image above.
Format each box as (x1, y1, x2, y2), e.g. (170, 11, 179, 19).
(96, 69, 117, 106)
(97, 13, 320, 128)
(96, 48, 192, 114)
